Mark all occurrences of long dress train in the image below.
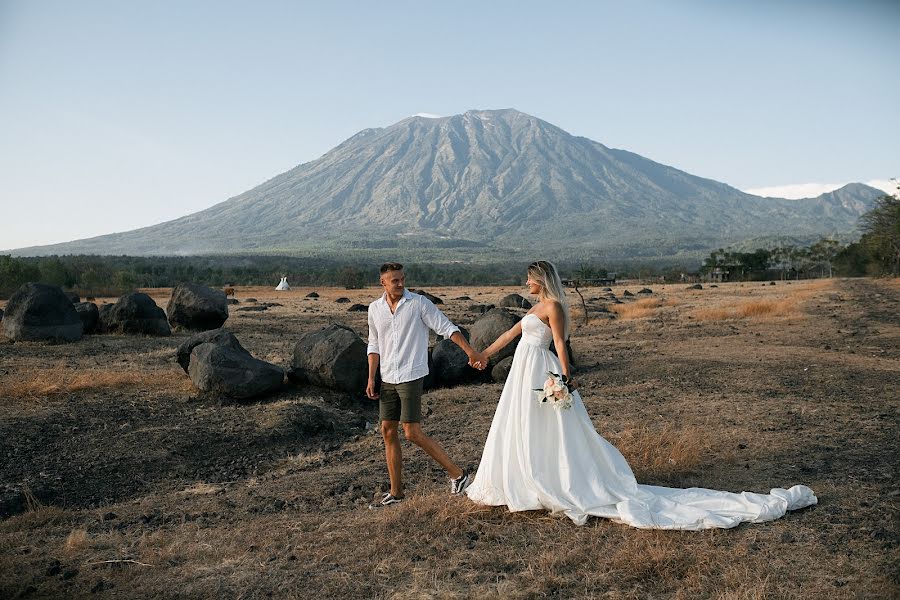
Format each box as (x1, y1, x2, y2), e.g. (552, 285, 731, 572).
(465, 314, 817, 529)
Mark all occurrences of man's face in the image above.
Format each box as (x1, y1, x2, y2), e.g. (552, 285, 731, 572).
(381, 269, 405, 297)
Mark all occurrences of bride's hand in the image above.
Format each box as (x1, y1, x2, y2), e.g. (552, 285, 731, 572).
(564, 375, 577, 392)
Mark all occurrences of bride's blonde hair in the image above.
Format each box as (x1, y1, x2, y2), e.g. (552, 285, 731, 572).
(528, 260, 570, 339)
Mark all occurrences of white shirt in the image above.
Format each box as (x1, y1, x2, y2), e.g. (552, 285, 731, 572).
(367, 289, 460, 384)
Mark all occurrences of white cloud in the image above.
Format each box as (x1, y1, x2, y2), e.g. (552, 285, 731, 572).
(744, 179, 896, 199)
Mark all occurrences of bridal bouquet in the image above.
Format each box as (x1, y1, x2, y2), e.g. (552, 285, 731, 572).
(535, 371, 573, 410)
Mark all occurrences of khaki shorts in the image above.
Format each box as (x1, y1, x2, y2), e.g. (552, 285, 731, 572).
(379, 377, 425, 423)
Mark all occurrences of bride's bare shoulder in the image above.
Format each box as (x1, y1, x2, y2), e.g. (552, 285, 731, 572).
(543, 299, 563, 316)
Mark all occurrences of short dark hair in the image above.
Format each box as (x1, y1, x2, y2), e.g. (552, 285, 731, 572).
(380, 262, 404, 274)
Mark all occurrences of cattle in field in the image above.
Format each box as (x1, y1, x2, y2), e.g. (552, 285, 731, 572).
(224, 287, 235, 298)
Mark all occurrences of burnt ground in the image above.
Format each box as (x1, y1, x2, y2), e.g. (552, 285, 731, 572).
(0, 278, 898, 599)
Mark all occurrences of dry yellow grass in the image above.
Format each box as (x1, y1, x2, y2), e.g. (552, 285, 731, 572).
(689, 297, 803, 321)
(611, 424, 709, 479)
(0, 366, 194, 400)
(63, 529, 89, 554)
(611, 297, 674, 320)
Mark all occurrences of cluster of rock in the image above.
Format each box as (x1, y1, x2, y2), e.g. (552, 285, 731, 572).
(1, 281, 232, 342)
(177, 329, 284, 399)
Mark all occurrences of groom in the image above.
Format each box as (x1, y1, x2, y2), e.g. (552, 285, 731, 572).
(366, 262, 483, 508)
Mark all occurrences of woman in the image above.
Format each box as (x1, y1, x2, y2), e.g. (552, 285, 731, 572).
(465, 260, 816, 528)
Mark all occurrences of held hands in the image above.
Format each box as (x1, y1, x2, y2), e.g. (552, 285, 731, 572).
(562, 374, 577, 392)
(469, 352, 489, 371)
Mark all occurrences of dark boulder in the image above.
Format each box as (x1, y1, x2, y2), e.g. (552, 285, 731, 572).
(491, 356, 515, 383)
(469, 303, 495, 314)
(688, 284, 703, 290)
(188, 343, 284, 399)
(335, 297, 351, 303)
(431, 338, 476, 387)
(64, 291, 80, 304)
(638, 288, 653, 294)
(470, 308, 521, 366)
(623, 290, 634, 297)
(454, 296, 471, 301)
(74, 302, 99, 334)
(0, 308, 3, 321)
(413, 290, 443, 304)
(227, 299, 239, 305)
(96, 304, 113, 333)
(290, 324, 367, 394)
(166, 283, 229, 331)
(237, 306, 268, 312)
(347, 304, 367, 312)
(176, 328, 251, 373)
(101, 292, 170, 336)
(245, 298, 258, 303)
(306, 292, 319, 298)
(1, 283, 82, 342)
(499, 293, 532, 309)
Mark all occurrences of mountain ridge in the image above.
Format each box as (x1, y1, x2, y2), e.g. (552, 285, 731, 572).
(7, 109, 886, 258)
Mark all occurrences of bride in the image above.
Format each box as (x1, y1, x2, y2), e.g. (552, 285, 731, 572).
(465, 260, 816, 529)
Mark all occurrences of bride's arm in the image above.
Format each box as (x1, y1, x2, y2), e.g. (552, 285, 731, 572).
(481, 321, 523, 360)
(548, 302, 575, 389)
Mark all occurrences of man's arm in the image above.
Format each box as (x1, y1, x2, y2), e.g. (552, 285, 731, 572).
(366, 352, 380, 399)
(366, 307, 380, 399)
(449, 330, 483, 367)
(419, 298, 483, 366)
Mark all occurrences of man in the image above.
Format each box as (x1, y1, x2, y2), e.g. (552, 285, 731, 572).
(366, 262, 483, 508)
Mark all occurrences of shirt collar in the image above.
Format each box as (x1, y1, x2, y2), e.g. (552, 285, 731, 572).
(379, 289, 414, 306)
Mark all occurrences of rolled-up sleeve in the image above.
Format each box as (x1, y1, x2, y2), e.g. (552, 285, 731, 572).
(420, 297, 460, 339)
(366, 305, 380, 355)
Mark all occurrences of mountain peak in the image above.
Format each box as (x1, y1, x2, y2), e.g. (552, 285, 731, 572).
(7, 110, 887, 258)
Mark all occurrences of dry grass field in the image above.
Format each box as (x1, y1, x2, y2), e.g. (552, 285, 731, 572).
(1, 277, 898, 599)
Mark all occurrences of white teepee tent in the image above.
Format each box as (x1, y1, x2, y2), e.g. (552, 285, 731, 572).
(275, 276, 290, 291)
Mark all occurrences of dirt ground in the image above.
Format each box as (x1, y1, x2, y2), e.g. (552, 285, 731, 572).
(1, 277, 898, 599)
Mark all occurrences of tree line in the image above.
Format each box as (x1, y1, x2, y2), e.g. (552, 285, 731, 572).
(698, 186, 899, 281)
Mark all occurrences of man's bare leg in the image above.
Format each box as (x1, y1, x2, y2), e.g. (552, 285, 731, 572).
(402, 422, 463, 480)
(382, 420, 404, 497)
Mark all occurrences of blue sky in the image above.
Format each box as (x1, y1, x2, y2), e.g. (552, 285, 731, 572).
(1, 0, 897, 249)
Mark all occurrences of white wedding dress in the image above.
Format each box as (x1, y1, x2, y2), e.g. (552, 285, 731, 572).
(465, 314, 817, 529)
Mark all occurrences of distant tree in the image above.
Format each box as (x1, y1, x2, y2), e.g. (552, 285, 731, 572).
(337, 266, 367, 289)
(808, 238, 841, 278)
(859, 182, 900, 276)
(38, 257, 77, 288)
(0, 255, 41, 296)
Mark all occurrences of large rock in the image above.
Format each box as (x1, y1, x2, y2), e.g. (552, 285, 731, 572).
(499, 293, 532, 309)
(1, 283, 82, 342)
(290, 324, 367, 394)
(166, 283, 228, 331)
(431, 338, 476, 387)
(74, 302, 99, 334)
(491, 356, 515, 382)
(101, 292, 171, 336)
(188, 343, 284, 399)
(176, 328, 251, 373)
(470, 308, 521, 365)
(413, 290, 443, 304)
(64, 291, 80, 303)
(0, 308, 3, 322)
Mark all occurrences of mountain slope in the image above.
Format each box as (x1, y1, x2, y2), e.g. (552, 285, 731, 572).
(9, 109, 885, 257)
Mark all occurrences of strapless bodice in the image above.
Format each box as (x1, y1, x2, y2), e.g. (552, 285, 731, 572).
(521, 313, 553, 349)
